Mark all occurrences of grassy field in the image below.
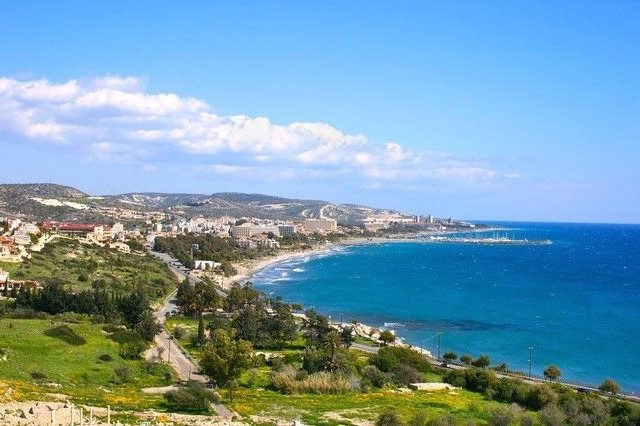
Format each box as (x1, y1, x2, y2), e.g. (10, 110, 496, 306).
(1, 238, 176, 299)
(0, 318, 171, 410)
(230, 384, 534, 425)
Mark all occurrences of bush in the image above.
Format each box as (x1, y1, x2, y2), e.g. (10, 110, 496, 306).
(407, 411, 428, 426)
(113, 365, 132, 384)
(30, 371, 47, 381)
(43, 325, 87, 346)
(370, 346, 430, 373)
(376, 409, 404, 426)
(164, 381, 219, 412)
(173, 326, 187, 340)
(392, 364, 422, 386)
(119, 340, 148, 359)
(107, 328, 140, 344)
(489, 407, 515, 426)
(361, 365, 389, 389)
(98, 354, 113, 362)
(429, 414, 457, 426)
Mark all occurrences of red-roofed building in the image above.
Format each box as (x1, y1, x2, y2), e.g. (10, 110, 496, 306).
(0, 237, 12, 258)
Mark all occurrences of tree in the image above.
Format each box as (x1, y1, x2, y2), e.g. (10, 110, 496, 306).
(324, 330, 343, 371)
(379, 330, 396, 346)
(599, 378, 621, 394)
(472, 355, 491, 369)
(442, 352, 458, 365)
(134, 310, 162, 341)
(460, 354, 473, 365)
(303, 309, 332, 348)
(199, 329, 252, 402)
(543, 365, 562, 381)
(340, 326, 355, 348)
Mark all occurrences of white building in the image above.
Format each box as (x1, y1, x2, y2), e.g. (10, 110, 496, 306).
(304, 218, 337, 232)
(194, 260, 222, 270)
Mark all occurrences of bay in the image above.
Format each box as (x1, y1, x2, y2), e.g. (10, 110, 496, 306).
(253, 222, 640, 394)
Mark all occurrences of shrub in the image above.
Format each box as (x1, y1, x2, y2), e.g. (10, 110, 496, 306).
(376, 409, 404, 426)
(489, 407, 515, 426)
(172, 326, 187, 340)
(429, 414, 457, 426)
(407, 411, 429, 426)
(113, 365, 132, 383)
(119, 340, 148, 359)
(43, 325, 87, 345)
(392, 364, 422, 386)
(98, 354, 113, 362)
(370, 346, 430, 373)
(164, 381, 219, 412)
(30, 371, 48, 381)
(107, 328, 141, 344)
(361, 365, 389, 388)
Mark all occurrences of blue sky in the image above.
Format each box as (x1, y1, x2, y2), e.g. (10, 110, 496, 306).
(1, 1, 638, 223)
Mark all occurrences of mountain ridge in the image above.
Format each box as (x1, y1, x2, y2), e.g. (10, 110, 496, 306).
(0, 183, 408, 225)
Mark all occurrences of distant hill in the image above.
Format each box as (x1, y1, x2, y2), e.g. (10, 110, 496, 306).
(0, 183, 406, 225)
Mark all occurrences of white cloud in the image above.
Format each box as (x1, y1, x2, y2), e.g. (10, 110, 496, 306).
(0, 75, 507, 188)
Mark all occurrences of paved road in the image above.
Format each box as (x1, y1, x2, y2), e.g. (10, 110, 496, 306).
(150, 251, 236, 419)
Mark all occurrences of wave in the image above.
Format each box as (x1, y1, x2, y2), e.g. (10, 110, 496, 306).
(292, 268, 305, 273)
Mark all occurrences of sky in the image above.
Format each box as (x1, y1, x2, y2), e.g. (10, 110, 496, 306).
(1, 1, 638, 223)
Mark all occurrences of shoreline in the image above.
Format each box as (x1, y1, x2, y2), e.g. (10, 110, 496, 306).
(224, 235, 446, 356)
(227, 225, 513, 286)
(224, 232, 639, 397)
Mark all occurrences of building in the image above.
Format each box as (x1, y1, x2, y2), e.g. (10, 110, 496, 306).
(231, 224, 280, 238)
(278, 224, 297, 236)
(194, 260, 222, 270)
(304, 218, 337, 233)
(231, 223, 253, 238)
(0, 237, 12, 258)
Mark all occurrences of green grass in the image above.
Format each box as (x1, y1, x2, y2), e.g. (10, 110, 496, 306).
(230, 386, 527, 425)
(7, 238, 176, 300)
(0, 318, 172, 409)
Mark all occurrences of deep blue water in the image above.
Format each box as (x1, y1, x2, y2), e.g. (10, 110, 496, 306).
(252, 222, 640, 394)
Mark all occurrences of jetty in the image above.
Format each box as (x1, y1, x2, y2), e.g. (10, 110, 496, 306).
(424, 236, 552, 245)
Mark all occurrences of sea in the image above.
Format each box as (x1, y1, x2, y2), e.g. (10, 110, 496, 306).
(252, 222, 640, 394)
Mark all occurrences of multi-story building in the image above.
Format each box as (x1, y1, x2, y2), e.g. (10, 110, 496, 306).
(278, 224, 297, 236)
(304, 218, 337, 233)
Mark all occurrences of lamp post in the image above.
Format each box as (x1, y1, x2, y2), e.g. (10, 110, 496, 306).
(437, 333, 442, 360)
(168, 335, 173, 364)
(528, 346, 533, 378)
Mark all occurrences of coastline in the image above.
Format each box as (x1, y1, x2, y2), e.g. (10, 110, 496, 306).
(225, 236, 437, 357)
(226, 225, 512, 287)
(226, 226, 640, 396)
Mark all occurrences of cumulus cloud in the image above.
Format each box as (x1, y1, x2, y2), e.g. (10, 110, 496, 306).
(0, 75, 504, 187)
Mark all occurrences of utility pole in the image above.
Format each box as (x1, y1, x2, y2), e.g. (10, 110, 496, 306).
(528, 346, 533, 378)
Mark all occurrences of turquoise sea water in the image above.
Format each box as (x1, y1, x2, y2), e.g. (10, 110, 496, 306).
(252, 222, 640, 394)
